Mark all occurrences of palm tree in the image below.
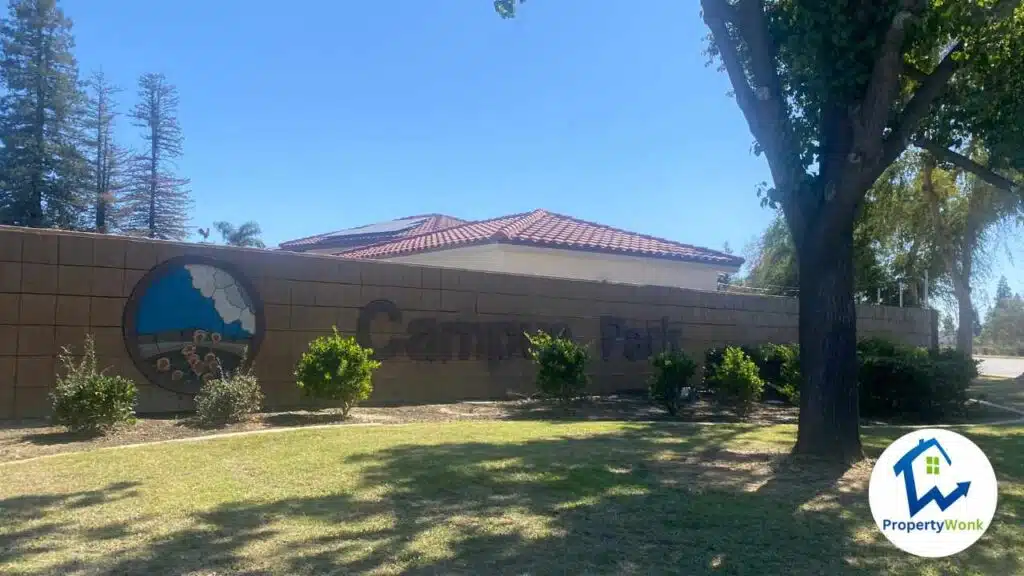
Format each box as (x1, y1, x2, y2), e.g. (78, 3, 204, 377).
(213, 221, 265, 248)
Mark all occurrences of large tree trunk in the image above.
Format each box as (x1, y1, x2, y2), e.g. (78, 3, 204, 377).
(794, 219, 863, 462)
(954, 191, 983, 357)
(954, 280, 974, 355)
(94, 96, 106, 233)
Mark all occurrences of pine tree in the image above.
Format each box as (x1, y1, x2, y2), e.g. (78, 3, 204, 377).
(122, 72, 191, 240)
(995, 276, 1013, 307)
(0, 0, 89, 228)
(82, 69, 128, 233)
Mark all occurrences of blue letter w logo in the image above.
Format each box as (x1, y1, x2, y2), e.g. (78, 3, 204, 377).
(893, 438, 971, 517)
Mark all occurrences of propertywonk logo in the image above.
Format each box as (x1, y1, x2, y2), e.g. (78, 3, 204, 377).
(869, 428, 998, 558)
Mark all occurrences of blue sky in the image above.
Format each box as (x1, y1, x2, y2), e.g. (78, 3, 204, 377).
(65, 0, 1020, 313)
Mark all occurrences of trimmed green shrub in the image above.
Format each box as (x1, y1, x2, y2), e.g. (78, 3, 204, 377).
(525, 330, 589, 403)
(295, 328, 381, 417)
(649, 349, 698, 415)
(194, 361, 264, 427)
(710, 346, 764, 416)
(858, 339, 977, 423)
(51, 335, 137, 434)
(705, 344, 799, 404)
(704, 345, 762, 387)
(760, 343, 801, 405)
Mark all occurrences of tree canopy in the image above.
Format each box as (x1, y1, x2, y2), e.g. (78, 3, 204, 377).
(496, 0, 1024, 460)
(0, 0, 88, 229)
(214, 220, 266, 248)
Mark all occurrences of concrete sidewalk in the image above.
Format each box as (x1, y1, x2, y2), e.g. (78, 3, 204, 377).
(975, 356, 1024, 379)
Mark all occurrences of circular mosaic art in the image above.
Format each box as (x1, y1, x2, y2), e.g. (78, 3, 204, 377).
(123, 256, 265, 395)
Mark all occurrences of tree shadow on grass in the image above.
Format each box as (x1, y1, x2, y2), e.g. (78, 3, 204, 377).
(85, 427, 856, 574)
(8, 428, 1023, 575)
(0, 481, 141, 567)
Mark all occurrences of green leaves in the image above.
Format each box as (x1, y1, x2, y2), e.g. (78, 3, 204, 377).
(51, 334, 138, 434)
(525, 330, 589, 403)
(858, 338, 977, 423)
(649, 349, 698, 415)
(294, 328, 381, 416)
(710, 346, 764, 417)
(194, 371, 264, 427)
(214, 221, 266, 248)
(494, 0, 524, 19)
(0, 0, 91, 228)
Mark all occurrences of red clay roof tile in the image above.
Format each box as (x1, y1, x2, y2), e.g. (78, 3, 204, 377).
(336, 209, 744, 267)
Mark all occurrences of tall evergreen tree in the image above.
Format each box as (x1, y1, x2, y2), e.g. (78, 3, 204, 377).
(122, 72, 191, 240)
(82, 69, 128, 233)
(995, 275, 1013, 305)
(0, 0, 88, 228)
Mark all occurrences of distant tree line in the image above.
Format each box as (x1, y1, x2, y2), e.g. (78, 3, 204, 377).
(976, 276, 1024, 356)
(0, 0, 262, 248)
(738, 148, 1022, 357)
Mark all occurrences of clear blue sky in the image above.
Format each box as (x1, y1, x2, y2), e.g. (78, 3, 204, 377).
(65, 0, 1020, 312)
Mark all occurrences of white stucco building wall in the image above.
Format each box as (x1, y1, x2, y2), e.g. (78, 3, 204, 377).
(386, 243, 739, 291)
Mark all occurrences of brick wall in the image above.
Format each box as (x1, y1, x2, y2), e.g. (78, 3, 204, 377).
(0, 225, 938, 419)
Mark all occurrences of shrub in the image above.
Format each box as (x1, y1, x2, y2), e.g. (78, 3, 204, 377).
(649, 349, 698, 415)
(710, 346, 764, 416)
(760, 343, 801, 405)
(51, 335, 137, 434)
(194, 361, 263, 427)
(703, 345, 761, 387)
(857, 339, 977, 423)
(704, 344, 799, 404)
(525, 330, 589, 403)
(294, 328, 381, 417)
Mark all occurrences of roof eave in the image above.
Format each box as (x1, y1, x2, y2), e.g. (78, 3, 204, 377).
(347, 237, 744, 269)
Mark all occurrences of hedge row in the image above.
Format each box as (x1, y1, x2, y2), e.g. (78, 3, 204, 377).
(701, 339, 977, 423)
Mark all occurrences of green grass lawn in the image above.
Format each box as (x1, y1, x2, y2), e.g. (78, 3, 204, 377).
(972, 376, 1024, 414)
(1, 422, 1022, 575)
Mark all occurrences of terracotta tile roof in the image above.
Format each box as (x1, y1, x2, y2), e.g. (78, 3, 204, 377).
(278, 214, 466, 250)
(336, 209, 744, 267)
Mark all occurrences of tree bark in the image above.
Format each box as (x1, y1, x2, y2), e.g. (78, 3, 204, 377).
(954, 194, 983, 356)
(953, 275, 974, 355)
(794, 217, 863, 463)
(95, 90, 106, 233)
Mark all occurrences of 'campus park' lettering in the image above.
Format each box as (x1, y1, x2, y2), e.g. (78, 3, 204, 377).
(354, 299, 685, 362)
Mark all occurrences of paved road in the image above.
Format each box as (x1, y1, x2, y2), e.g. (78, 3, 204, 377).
(975, 356, 1024, 379)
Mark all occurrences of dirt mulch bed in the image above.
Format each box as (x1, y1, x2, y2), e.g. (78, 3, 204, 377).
(0, 396, 799, 464)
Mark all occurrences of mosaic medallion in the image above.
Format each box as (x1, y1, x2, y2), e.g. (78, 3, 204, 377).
(123, 256, 264, 395)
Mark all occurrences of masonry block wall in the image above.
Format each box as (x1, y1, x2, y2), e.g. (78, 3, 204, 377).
(0, 226, 938, 419)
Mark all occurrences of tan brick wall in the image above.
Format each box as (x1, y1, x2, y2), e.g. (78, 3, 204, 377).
(0, 225, 938, 419)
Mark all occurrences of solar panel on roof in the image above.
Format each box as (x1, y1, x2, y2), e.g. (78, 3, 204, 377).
(324, 217, 427, 238)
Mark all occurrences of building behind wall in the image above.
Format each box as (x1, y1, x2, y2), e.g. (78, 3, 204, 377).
(0, 225, 937, 420)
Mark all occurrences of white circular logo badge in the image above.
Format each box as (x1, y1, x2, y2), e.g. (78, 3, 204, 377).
(869, 428, 998, 558)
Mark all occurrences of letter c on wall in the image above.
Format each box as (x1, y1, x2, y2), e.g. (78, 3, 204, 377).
(356, 299, 402, 359)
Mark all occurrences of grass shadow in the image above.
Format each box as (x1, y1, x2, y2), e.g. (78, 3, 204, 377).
(498, 395, 798, 425)
(19, 429, 104, 446)
(4, 427, 1023, 575)
(0, 481, 141, 566)
(261, 410, 348, 428)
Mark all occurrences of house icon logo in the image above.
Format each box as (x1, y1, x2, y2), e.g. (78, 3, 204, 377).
(869, 429, 998, 558)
